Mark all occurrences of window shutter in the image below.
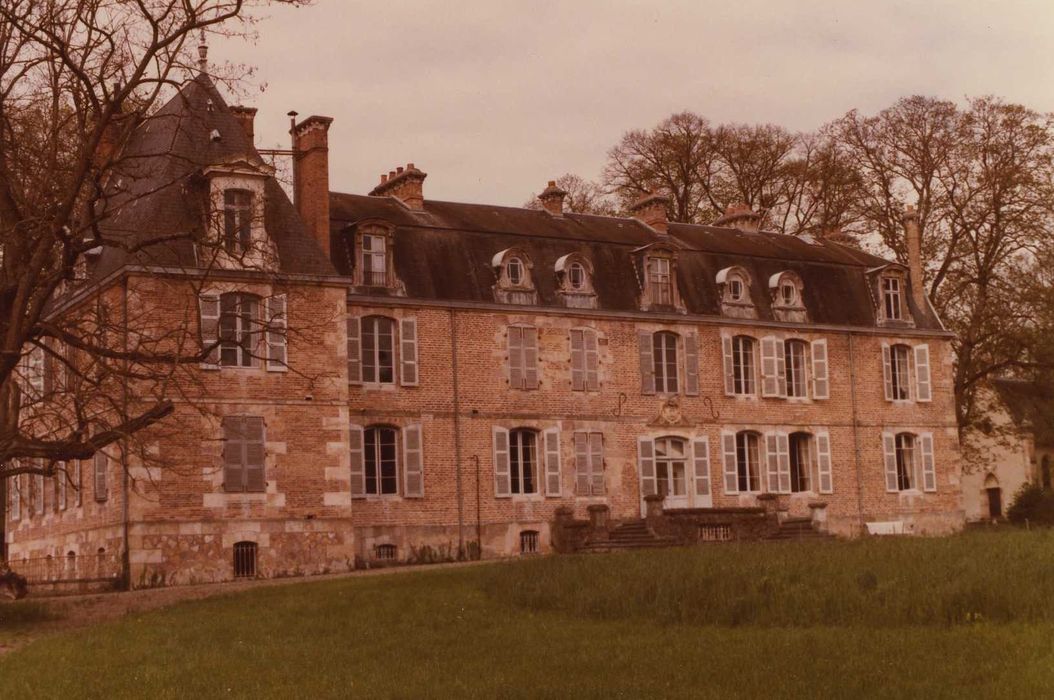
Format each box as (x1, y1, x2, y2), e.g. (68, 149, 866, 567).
(920, 432, 937, 492)
(28, 345, 44, 395)
(882, 432, 898, 492)
(692, 437, 711, 497)
(493, 427, 511, 497)
(543, 428, 561, 496)
(722, 335, 735, 396)
(35, 472, 43, 513)
(524, 327, 539, 389)
(199, 294, 221, 369)
(765, 432, 780, 492)
(584, 330, 600, 391)
(508, 327, 524, 389)
(721, 431, 738, 494)
(400, 318, 420, 386)
(760, 337, 780, 397)
(638, 331, 655, 395)
(349, 423, 365, 497)
(75, 460, 82, 507)
(775, 339, 787, 397)
(10, 474, 19, 520)
(94, 452, 108, 501)
(637, 437, 656, 497)
(570, 329, 586, 391)
(222, 417, 245, 493)
(589, 432, 604, 495)
(265, 294, 288, 372)
(914, 344, 932, 402)
(403, 424, 424, 497)
(684, 330, 700, 396)
(58, 462, 67, 510)
(881, 343, 893, 401)
(776, 432, 791, 494)
(811, 339, 829, 399)
(244, 417, 266, 493)
(574, 432, 590, 496)
(816, 431, 833, 494)
(347, 316, 362, 384)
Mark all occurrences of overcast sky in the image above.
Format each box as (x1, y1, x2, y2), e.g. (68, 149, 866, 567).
(219, 0, 1054, 207)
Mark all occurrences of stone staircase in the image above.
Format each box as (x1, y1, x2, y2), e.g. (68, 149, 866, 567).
(579, 519, 678, 553)
(767, 517, 835, 541)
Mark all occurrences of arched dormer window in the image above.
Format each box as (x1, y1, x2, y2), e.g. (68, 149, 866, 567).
(637, 244, 684, 312)
(555, 253, 597, 309)
(351, 220, 405, 295)
(492, 248, 538, 305)
(869, 265, 914, 327)
(768, 271, 807, 323)
(715, 266, 757, 320)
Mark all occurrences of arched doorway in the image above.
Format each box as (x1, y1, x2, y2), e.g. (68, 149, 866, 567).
(984, 473, 1002, 520)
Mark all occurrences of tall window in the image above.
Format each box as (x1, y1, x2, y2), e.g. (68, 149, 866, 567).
(361, 234, 388, 286)
(647, 257, 673, 306)
(219, 293, 259, 367)
(882, 277, 902, 320)
(507, 257, 525, 286)
(732, 336, 756, 395)
(568, 262, 586, 290)
(222, 416, 266, 493)
(94, 452, 108, 502)
(895, 432, 916, 491)
(785, 340, 807, 398)
(728, 277, 744, 302)
(889, 344, 911, 400)
(222, 189, 253, 254)
(364, 426, 398, 495)
(509, 429, 538, 495)
(362, 316, 396, 384)
(735, 432, 761, 492)
(789, 432, 812, 493)
(654, 437, 688, 498)
(653, 332, 679, 394)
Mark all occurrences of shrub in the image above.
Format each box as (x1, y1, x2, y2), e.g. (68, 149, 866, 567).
(1007, 483, 1054, 526)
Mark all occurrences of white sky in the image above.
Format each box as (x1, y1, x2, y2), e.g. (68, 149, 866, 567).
(219, 0, 1054, 207)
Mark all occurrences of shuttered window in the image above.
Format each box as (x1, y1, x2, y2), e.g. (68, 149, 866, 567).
(815, 431, 834, 494)
(735, 431, 762, 493)
(883, 344, 912, 401)
(883, 431, 933, 493)
(508, 326, 539, 390)
(652, 332, 679, 394)
(264, 294, 288, 372)
(730, 336, 756, 395)
(222, 416, 266, 493)
(199, 294, 221, 368)
(93, 453, 108, 502)
(346, 315, 419, 387)
(219, 293, 260, 368)
(362, 316, 396, 384)
(569, 328, 599, 391)
(509, 429, 539, 495)
(810, 339, 829, 399)
(785, 340, 808, 398)
(348, 424, 426, 498)
(364, 426, 398, 495)
(574, 431, 605, 496)
(543, 428, 562, 497)
(692, 437, 711, 498)
(914, 344, 932, 402)
(403, 424, 424, 497)
(764, 432, 791, 494)
(760, 336, 786, 397)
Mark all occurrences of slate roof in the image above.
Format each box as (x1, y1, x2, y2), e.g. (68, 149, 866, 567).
(94, 73, 336, 279)
(329, 193, 943, 331)
(991, 378, 1054, 447)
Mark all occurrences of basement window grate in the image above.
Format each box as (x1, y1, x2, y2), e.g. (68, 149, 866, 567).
(520, 530, 539, 555)
(375, 544, 397, 561)
(233, 541, 257, 578)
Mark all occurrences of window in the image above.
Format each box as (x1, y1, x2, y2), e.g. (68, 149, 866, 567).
(219, 293, 259, 368)
(785, 340, 808, 398)
(361, 234, 388, 286)
(375, 543, 397, 561)
(8, 474, 20, 521)
(780, 282, 796, 305)
(233, 541, 257, 578)
(520, 530, 539, 555)
(568, 262, 586, 290)
(882, 277, 902, 321)
(35, 472, 44, 514)
(569, 328, 599, 392)
(362, 316, 396, 384)
(574, 431, 605, 496)
(492, 249, 537, 305)
(222, 416, 266, 493)
(789, 432, 812, 493)
(883, 431, 936, 493)
(509, 429, 538, 495)
(735, 432, 762, 493)
(654, 437, 688, 498)
(507, 257, 524, 286)
(731, 336, 756, 395)
(894, 432, 916, 491)
(652, 332, 679, 394)
(508, 326, 539, 390)
(55, 463, 67, 511)
(888, 344, 911, 401)
(222, 189, 253, 254)
(364, 426, 398, 495)
(729, 278, 744, 302)
(647, 256, 673, 306)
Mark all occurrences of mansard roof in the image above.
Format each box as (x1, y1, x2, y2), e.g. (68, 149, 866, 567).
(329, 193, 942, 331)
(94, 73, 336, 280)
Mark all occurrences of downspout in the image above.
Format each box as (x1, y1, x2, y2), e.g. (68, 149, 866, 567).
(120, 275, 131, 589)
(848, 331, 865, 534)
(449, 309, 464, 557)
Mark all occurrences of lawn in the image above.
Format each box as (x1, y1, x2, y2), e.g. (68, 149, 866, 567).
(2, 530, 1054, 699)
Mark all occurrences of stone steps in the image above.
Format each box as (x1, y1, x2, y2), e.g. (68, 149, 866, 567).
(767, 518, 835, 541)
(579, 519, 679, 553)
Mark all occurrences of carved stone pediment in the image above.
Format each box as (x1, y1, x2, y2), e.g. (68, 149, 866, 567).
(648, 397, 694, 428)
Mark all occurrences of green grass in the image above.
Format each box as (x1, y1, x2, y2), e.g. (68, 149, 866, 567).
(0, 601, 56, 648)
(1, 531, 1054, 698)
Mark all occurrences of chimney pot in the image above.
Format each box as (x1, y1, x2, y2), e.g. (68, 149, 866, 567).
(538, 179, 569, 217)
(629, 191, 670, 234)
(370, 162, 428, 209)
(380, 174, 388, 184)
(408, 162, 415, 169)
(396, 166, 404, 174)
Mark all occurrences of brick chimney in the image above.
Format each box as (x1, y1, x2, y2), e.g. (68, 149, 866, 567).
(291, 114, 334, 259)
(538, 180, 568, 216)
(630, 192, 669, 234)
(230, 106, 257, 143)
(369, 163, 427, 210)
(903, 204, 927, 310)
(711, 203, 762, 232)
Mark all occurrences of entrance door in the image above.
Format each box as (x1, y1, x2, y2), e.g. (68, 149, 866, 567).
(654, 437, 689, 510)
(987, 487, 1003, 519)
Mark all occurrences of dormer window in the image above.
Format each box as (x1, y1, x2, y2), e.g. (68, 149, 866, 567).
(768, 271, 807, 323)
(222, 189, 253, 254)
(648, 257, 673, 306)
(872, 266, 913, 327)
(350, 221, 405, 295)
(568, 262, 586, 290)
(492, 248, 538, 305)
(716, 266, 757, 320)
(636, 245, 684, 313)
(361, 234, 388, 286)
(883, 276, 902, 320)
(780, 282, 796, 305)
(555, 253, 597, 309)
(728, 278, 745, 302)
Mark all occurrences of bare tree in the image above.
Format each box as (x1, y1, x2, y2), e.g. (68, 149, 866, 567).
(0, 0, 306, 481)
